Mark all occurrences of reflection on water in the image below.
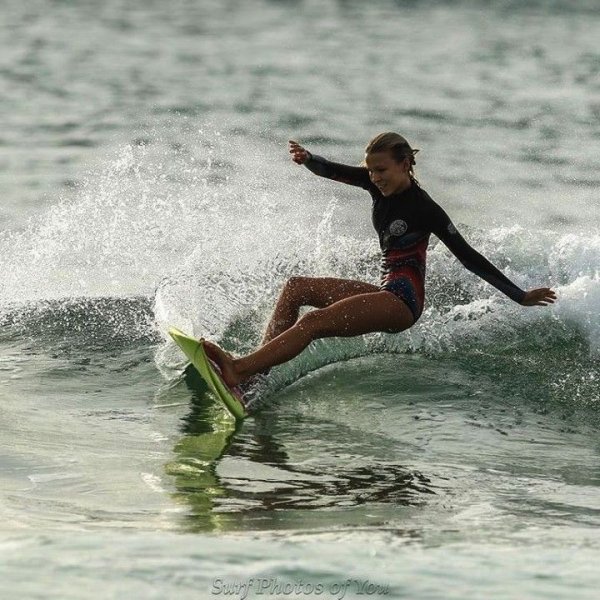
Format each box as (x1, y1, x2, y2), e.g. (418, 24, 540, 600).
(166, 369, 435, 533)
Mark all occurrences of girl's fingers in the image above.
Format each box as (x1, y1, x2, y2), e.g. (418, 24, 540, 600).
(289, 140, 305, 151)
(522, 287, 557, 306)
(289, 141, 310, 164)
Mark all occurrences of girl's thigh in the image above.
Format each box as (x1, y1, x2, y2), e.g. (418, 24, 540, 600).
(302, 290, 414, 337)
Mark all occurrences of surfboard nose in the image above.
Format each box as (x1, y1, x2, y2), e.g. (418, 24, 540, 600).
(168, 327, 201, 362)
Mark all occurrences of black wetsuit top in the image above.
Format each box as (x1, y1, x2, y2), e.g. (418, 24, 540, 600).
(304, 155, 526, 316)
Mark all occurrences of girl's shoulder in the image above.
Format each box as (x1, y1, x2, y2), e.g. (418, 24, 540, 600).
(411, 182, 436, 208)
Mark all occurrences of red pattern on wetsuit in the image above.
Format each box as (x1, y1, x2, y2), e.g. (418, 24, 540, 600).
(380, 236, 429, 320)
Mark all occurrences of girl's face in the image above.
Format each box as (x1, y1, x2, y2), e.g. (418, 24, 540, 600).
(365, 151, 411, 197)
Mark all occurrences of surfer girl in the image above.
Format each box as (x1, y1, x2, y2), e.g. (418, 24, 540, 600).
(204, 133, 556, 389)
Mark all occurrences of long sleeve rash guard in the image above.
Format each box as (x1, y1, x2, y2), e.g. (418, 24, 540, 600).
(304, 154, 526, 304)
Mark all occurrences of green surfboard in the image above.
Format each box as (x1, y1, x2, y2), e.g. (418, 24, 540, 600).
(169, 327, 246, 422)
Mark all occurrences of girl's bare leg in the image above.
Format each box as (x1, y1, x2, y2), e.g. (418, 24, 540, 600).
(261, 276, 380, 344)
(205, 290, 414, 388)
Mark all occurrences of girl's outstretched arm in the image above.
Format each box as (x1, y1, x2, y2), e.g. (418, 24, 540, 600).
(429, 199, 556, 306)
(289, 140, 372, 190)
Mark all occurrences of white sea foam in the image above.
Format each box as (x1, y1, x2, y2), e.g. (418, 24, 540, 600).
(0, 131, 597, 364)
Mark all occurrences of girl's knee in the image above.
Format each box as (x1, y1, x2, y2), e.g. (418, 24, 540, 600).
(285, 276, 307, 292)
(283, 276, 314, 304)
(297, 308, 330, 339)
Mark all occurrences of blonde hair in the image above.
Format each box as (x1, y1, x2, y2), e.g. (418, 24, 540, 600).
(364, 132, 420, 182)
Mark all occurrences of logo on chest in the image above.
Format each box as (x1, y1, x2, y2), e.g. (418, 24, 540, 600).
(389, 219, 408, 237)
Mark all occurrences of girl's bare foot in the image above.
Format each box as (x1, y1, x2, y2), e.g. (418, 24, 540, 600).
(203, 341, 231, 364)
(203, 340, 245, 388)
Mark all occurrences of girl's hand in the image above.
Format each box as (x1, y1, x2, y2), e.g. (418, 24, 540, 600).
(289, 140, 311, 165)
(521, 287, 557, 306)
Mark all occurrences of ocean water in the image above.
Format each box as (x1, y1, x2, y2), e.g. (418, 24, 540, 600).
(1, 0, 599, 598)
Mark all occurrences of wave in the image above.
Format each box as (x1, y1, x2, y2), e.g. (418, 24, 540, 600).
(155, 226, 599, 409)
(0, 296, 158, 351)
